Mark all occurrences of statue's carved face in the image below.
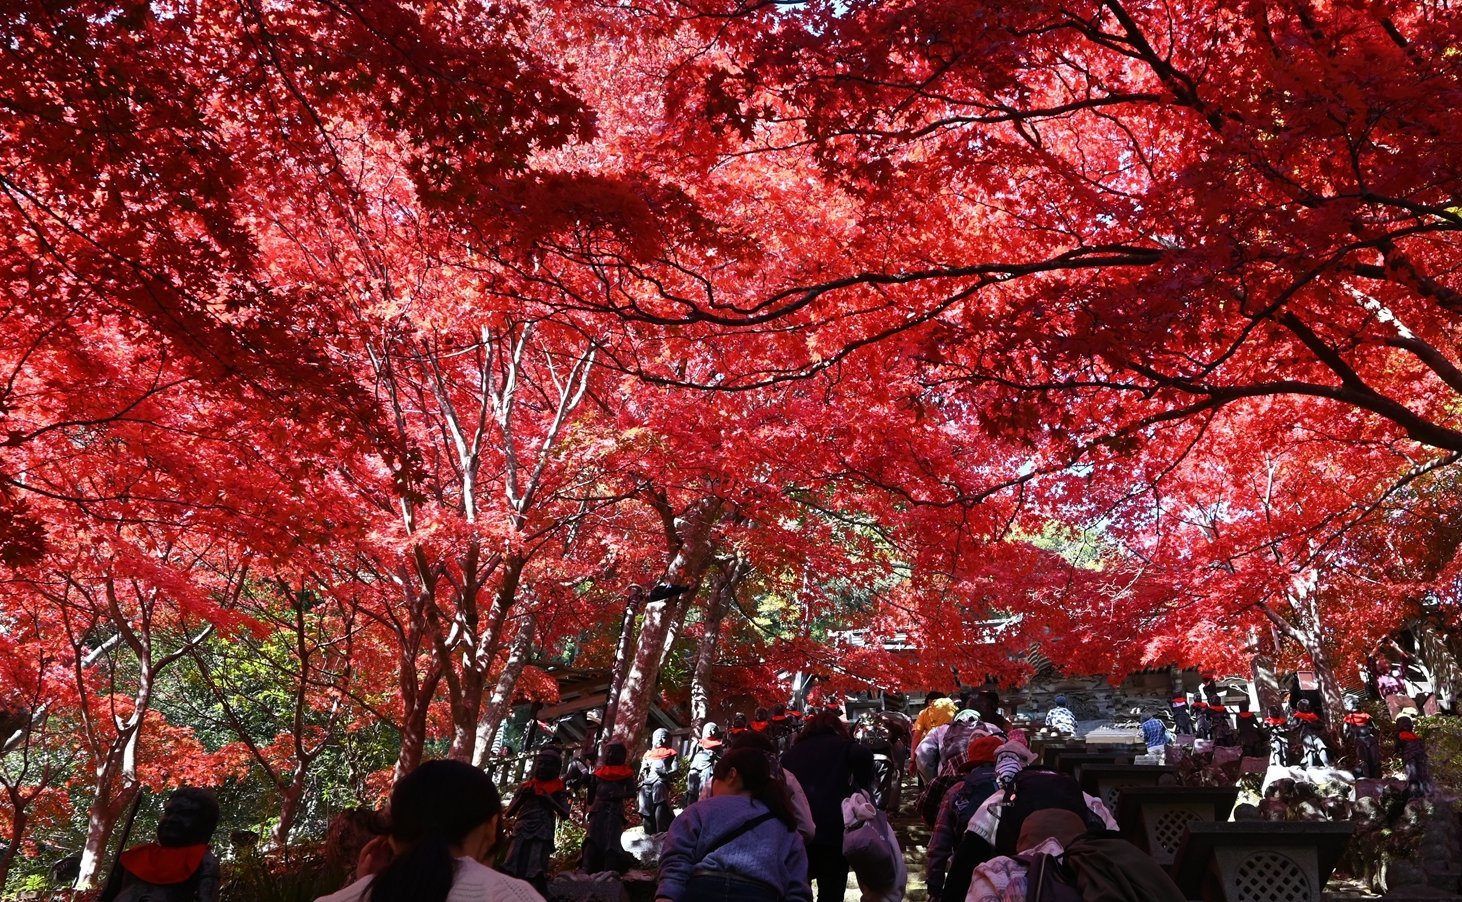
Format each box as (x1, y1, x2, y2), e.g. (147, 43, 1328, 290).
(534, 753, 562, 781)
(157, 790, 219, 847)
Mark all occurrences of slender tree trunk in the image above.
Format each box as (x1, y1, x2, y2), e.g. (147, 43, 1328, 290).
(74, 736, 139, 889)
(601, 587, 647, 751)
(396, 663, 442, 777)
(472, 615, 536, 768)
(1250, 653, 1283, 714)
(452, 558, 524, 762)
(0, 793, 26, 889)
(690, 560, 745, 733)
(272, 774, 306, 849)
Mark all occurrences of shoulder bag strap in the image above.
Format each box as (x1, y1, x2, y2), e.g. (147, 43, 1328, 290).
(700, 811, 778, 858)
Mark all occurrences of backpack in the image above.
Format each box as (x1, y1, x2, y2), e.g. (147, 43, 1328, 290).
(992, 770, 1107, 855)
(1023, 834, 1188, 902)
(917, 772, 963, 826)
(938, 720, 981, 774)
(1024, 852, 1084, 902)
(841, 790, 899, 889)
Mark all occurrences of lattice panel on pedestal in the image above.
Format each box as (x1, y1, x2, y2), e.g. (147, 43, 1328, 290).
(1153, 807, 1198, 854)
(1234, 850, 1311, 902)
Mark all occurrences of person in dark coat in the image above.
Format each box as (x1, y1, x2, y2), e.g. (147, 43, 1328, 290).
(781, 711, 875, 902)
(100, 787, 221, 902)
(503, 749, 571, 893)
(638, 728, 679, 834)
(563, 750, 594, 800)
(973, 690, 1010, 733)
(583, 742, 636, 874)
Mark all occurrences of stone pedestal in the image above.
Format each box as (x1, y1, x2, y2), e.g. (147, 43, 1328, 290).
(1172, 821, 1353, 902)
(1075, 764, 1177, 811)
(1115, 785, 1240, 867)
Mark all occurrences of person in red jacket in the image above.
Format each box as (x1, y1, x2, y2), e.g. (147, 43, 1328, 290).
(100, 787, 220, 902)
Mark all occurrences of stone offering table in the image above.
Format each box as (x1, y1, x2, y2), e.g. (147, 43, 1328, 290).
(1075, 763, 1177, 810)
(1051, 750, 1130, 776)
(1114, 785, 1239, 867)
(1172, 821, 1353, 902)
(1084, 724, 1145, 752)
(1039, 740, 1086, 769)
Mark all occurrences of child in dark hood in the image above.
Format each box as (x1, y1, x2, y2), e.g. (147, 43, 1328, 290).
(100, 788, 221, 902)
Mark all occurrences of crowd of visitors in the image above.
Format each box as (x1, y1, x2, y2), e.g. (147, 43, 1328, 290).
(103, 676, 1439, 902)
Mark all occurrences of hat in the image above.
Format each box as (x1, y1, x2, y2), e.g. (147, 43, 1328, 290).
(953, 708, 981, 724)
(966, 734, 1003, 766)
(1017, 809, 1089, 853)
(994, 739, 1037, 782)
(1053, 695, 1067, 706)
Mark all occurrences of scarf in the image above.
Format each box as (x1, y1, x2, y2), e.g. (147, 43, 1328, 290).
(119, 845, 208, 885)
(595, 764, 634, 781)
(525, 778, 565, 796)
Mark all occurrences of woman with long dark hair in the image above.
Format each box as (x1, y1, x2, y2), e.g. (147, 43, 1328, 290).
(655, 747, 811, 902)
(781, 711, 875, 902)
(315, 759, 543, 902)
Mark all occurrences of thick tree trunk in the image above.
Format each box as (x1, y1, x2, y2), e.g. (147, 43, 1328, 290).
(472, 615, 536, 768)
(1259, 574, 1346, 730)
(607, 499, 722, 754)
(448, 667, 486, 762)
(1250, 653, 1283, 714)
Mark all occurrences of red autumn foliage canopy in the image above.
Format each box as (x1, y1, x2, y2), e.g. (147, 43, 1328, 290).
(3, 0, 1462, 881)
